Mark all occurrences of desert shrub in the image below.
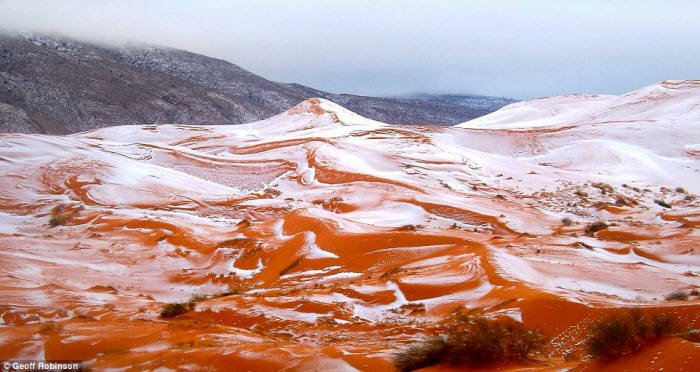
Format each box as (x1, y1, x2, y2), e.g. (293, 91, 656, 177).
(675, 187, 686, 194)
(48, 204, 73, 227)
(398, 224, 421, 231)
(585, 221, 608, 234)
(614, 196, 638, 206)
(654, 199, 672, 208)
(160, 302, 191, 318)
(665, 290, 689, 301)
(586, 309, 677, 360)
(393, 316, 544, 372)
(279, 256, 302, 276)
(48, 203, 88, 227)
(562, 217, 572, 226)
(574, 190, 588, 198)
(393, 338, 449, 372)
(48, 216, 65, 227)
(214, 289, 245, 298)
(189, 293, 208, 302)
(184, 293, 211, 309)
(592, 182, 614, 194)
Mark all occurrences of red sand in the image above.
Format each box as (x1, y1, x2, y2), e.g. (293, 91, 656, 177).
(1, 95, 699, 371)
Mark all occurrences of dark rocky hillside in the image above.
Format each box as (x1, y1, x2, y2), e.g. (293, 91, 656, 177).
(0, 34, 514, 134)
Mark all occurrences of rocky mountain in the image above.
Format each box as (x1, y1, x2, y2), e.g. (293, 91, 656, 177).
(0, 34, 513, 134)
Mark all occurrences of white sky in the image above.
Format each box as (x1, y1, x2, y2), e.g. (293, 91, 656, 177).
(1, 0, 699, 99)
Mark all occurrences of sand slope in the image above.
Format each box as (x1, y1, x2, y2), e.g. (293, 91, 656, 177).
(1, 86, 699, 370)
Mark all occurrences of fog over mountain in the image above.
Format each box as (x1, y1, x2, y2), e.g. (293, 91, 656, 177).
(1, 0, 699, 99)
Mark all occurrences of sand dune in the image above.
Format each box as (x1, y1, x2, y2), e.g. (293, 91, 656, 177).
(1, 84, 699, 370)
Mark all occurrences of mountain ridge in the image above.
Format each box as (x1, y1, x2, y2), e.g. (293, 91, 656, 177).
(0, 34, 513, 134)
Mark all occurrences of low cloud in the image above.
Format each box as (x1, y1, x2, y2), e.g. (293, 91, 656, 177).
(2, 0, 698, 99)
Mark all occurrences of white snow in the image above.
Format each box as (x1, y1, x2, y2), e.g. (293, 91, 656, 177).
(302, 231, 339, 259)
(333, 281, 408, 321)
(451, 80, 700, 193)
(229, 259, 263, 279)
(457, 80, 700, 130)
(338, 202, 429, 227)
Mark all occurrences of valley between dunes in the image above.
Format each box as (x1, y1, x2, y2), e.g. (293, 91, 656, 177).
(1, 80, 699, 371)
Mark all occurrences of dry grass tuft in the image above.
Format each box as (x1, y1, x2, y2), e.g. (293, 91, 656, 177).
(654, 199, 672, 208)
(585, 221, 608, 235)
(398, 224, 422, 231)
(592, 182, 614, 194)
(665, 290, 689, 301)
(160, 302, 192, 318)
(279, 256, 302, 277)
(586, 309, 678, 360)
(48, 204, 78, 227)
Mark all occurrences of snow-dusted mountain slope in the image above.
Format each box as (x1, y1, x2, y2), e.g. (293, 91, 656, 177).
(0, 34, 509, 134)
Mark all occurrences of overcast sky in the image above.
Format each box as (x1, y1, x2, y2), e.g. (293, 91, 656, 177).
(1, 0, 699, 99)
